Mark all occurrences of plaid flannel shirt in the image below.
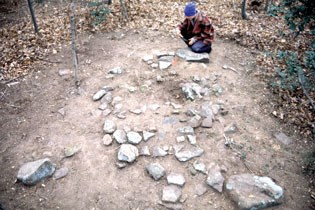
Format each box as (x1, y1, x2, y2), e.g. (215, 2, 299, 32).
(178, 12, 214, 45)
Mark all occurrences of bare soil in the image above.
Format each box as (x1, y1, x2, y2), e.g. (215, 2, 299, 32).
(0, 30, 313, 210)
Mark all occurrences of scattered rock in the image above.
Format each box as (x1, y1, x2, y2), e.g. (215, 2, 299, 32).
(117, 144, 139, 163)
(127, 131, 142, 145)
(143, 54, 154, 62)
(177, 126, 194, 136)
(200, 103, 214, 119)
(189, 165, 198, 176)
(103, 120, 117, 134)
(146, 163, 166, 181)
(176, 136, 186, 143)
(116, 161, 128, 169)
(163, 116, 179, 125)
(140, 146, 151, 156)
(224, 122, 239, 134)
(206, 163, 225, 193)
(64, 145, 81, 158)
(112, 96, 123, 105)
(53, 167, 69, 180)
(175, 146, 204, 162)
(101, 92, 113, 104)
(187, 115, 202, 128)
(151, 63, 159, 68)
(201, 117, 213, 128)
(171, 103, 183, 109)
(159, 55, 174, 62)
(58, 108, 65, 116)
(226, 174, 284, 210)
(129, 109, 142, 115)
(143, 131, 155, 141)
(193, 160, 207, 174)
(113, 130, 127, 144)
(98, 103, 108, 110)
(211, 104, 221, 115)
(167, 172, 186, 187)
(93, 89, 107, 101)
(176, 48, 209, 63)
(17, 158, 56, 185)
(182, 83, 203, 100)
(108, 67, 124, 74)
(187, 135, 197, 145)
(159, 61, 172, 70)
(158, 201, 183, 210)
(103, 134, 113, 146)
(273, 132, 293, 145)
(58, 69, 71, 76)
(162, 185, 182, 203)
(195, 183, 208, 196)
(103, 109, 112, 116)
(186, 108, 200, 117)
(152, 146, 168, 157)
(148, 104, 160, 111)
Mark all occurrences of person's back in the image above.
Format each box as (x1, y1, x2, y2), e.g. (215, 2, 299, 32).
(177, 2, 214, 53)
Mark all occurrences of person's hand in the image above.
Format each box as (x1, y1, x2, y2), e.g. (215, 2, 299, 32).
(189, 37, 196, 45)
(176, 28, 182, 38)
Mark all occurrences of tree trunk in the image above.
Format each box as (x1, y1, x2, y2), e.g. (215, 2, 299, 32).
(241, 0, 248, 20)
(27, 0, 39, 34)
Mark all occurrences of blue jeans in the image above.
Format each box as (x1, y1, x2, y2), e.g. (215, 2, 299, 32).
(191, 41, 212, 53)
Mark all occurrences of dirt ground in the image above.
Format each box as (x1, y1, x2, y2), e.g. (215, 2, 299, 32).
(0, 30, 313, 210)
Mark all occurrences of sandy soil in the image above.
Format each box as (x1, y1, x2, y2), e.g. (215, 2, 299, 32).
(0, 30, 312, 210)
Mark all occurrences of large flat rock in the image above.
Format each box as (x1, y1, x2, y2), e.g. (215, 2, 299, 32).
(176, 48, 209, 63)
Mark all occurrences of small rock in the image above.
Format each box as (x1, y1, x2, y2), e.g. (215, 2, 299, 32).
(103, 134, 113, 146)
(151, 63, 159, 68)
(112, 96, 123, 105)
(140, 146, 151, 156)
(143, 131, 155, 141)
(171, 103, 183, 110)
(201, 117, 213, 128)
(57, 108, 65, 116)
(175, 146, 204, 162)
(273, 132, 293, 145)
(103, 120, 117, 134)
(182, 83, 203, 100)
(129, 109, 142, 115)
(117, 144, 139, 163)
(200, 103, 214, 119)
(58, 69, 71, 76)
(176, 48, 209, 63)
(103, 109, 112, 116)
(167, 172, 186, 187)
(53, 167, 69, 180)
(159, 61, 172, 70)
(163, 116, 179, 125)
(127, 131, 142, 145)
(187, 135, 197, 145)
(113, 130, 127, 144)
(93, 89, 107, 101)
(143, 54, 154, 62)
(116, 112, 126, 119)
(158, 202, 183, 210)
(187, 115, 202, 128)
(116, 161, 128, 169)
(206, 163, 225, 193)
(148, 104, 160, 111)
(162, 185, 182, 203)
(224, 122, 238, 134)
(159, 55, 174, 62)
(177, 126, 194, 136)
(195, 183, 208, 196)
(17, 158, 56, 185)
(193, 160, 207, 174)
(156, 75, 165, 82)
(98, 103, 108, 110)
(152, 146, 168, 157)
(176, 136, 186, 143)
(189, 165, 197, 176)
(64, 145, 81, 158)
(108, 67, 124, 74)
(211, 104, 221, 115)
(101, 92, 113, 104)
(186, 108, 200, 117)
(146, 163, 166, 181)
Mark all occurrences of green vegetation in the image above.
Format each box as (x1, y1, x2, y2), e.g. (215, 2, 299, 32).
(88, 1, 111, 26)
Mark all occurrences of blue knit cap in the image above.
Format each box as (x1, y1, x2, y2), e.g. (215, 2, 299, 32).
(184, 2, 196, 16)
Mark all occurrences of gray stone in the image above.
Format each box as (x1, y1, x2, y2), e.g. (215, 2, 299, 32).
(98, 103, 108, 110)
(101, 92, 113, 104)
(206, 163, 225, 193)
(159, 55, 174, 62)
(143, 54, 154, 62)
(187, 135, 197, 145)
(91, 109, 102, 117)
(192, 75, 201, 82)
(103, 109, 112, 116)
(151, 63, 159, 68)
(116, 161, 128, 169)
(273, 132, 293, 145)
(149, 104, 160, 111)
(175, 146, 204, 162)
(163, 117, 179, 125)
(127, 131, 142, 145)
(116, 112, 126, 119)
(193, 160, 207, 174)
(129, 109, 142, 115)
(226, 174, 284, 210)
(186, 108, 200, 117)
(117, 144, 139, 163)
(58, 69, 71, 76)
(108, 67, 124, 74)
(152, 146, 168, 157)
(158, 202, 183, 210)
(182, 83, 203, 100)
(176, 48, 209, 63)
(156, 75, 165, 82)
(113, 103, 123, 113)
(176, 136, 186, 143)
(64, 145, 81, 157)
(103, 120, 117, 134)
(159, 61, 172, 70)
(58, 108, 65, 116)
(177, 126, 194, 136)
(224, 122, 239, 134)
(171, 103, 183, 109)
(146, 163, 166, 180)
(211, 104, 221, 115)
(113, 129, 127, 144)
(200, 103, 214, 119)
(143, 131, 155, 141)
(167, 172, 185, 187)
(17, 158, 56, 185)
(195, 183, 208, 196)
(93, 89, 107, 101)
(187, 115, 202, 128)
(103, 134, 113, 146)
(53, 167, 69, 180)
(162, 185, 182, 203)
(112, 96, 123, 105)
(140, 146, 151, 156)
(201, 117, 213, 128)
